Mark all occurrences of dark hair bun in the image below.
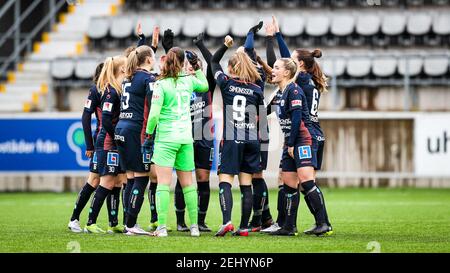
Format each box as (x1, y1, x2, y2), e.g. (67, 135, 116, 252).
(312, 49, 322, 58)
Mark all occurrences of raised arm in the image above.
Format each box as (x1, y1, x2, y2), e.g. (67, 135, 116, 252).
(243, 21, 263, 62)
(161, 29, 174, 54)
(194, 32, 216, 92)
(211, 35, 233, 75)
(272, 16, 290, 58)
(265, 22, 277, 68)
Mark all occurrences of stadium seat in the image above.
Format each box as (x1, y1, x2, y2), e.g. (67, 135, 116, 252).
(51, 58, 75, 80)
(161, 0, 177, 10)
(280, 13, 305, 37)
(403, 13, 432, 46)
(75, 58, 100, 80)
(372, 57, 397, 77)
(110, 16, 134, 39)
(346, 57, 371, 77)
(281, 0, 300, 8)
(329, 13, 355, 46)
(256, 0, 277, 8)
(322, 58, 346, 77)
(183, 16, 207, 38)
(356, 12, 380, 46)
(206, 14, 230, 42)
(424, 56, 449, 76)
(331, 0, 350, 8)
(305, 12, 330, 45)
(398, 56, 423, 77)
(381, 12, 406, 46)
(231, 13, 258, 38)
(86, 17, 109, 40)
(306, 0, 325, 8)
(432, 13, 450, 35)
(159, 13, 183, 36)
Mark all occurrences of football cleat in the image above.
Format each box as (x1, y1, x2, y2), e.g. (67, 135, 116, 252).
(190, 224, 200, 237)
(177, 223, 190, 232)
(124, 224, 152, 236)
(198, 223, 212, 232)
(232, 228, 249, 237)
(269, 227, 297, 236)
(215, 221, 234, 237)
(154, 225, 168, 237)
(303, 223, 318, 235)
(68, 220, 82, 233)
(107, 225, 125, 234)
(261, 223, 281, 233)
(312, 223, 333, 236)
(84, 224, 106, 234)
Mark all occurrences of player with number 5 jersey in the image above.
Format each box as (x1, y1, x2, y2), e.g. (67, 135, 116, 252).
(115, 45, 158, 236)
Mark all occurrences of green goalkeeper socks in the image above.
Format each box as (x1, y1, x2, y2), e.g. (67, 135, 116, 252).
(182, 185, 198, 226)
(156, 184, 170, 226)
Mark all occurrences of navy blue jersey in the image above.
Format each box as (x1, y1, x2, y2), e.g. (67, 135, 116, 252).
(119, 69, 157, 142)
(190, 90, 214, 148)
(82, 85, 102, 151)
(296, 72, 324, 139)
(214, 71, 264, 142)
(276, 82, 312, 147)
(96, 85, 121, 151)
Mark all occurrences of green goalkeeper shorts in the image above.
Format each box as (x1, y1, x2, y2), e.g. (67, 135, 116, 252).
(152, 141, 195, 171)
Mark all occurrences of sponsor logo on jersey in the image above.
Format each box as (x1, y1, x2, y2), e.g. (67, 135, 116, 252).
(107, 152, 119, 166)
(84, 99, 92, 109)
(119, 112, 133, 119)
(291, 100, 302, 107)
(114, 134, 125, 142)
(143, 152, 152, 164)
(298, 146, 312, 159)
(280, 100, 285, 107)
(92, 152, 98, 164)
(102, 102, 113, 112)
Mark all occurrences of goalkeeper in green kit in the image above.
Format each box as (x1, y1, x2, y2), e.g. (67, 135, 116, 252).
(145, 47, 209, 237)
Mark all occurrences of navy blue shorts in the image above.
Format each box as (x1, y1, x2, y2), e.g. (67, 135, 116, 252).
(280, 144, 316, 172)
(194, 141, 214, 170)
(259, 142, 269, 172)
(115, 126, 151, 173)
(312, 138, 325, 171)
(96, 149, 124, 176)
(89, 152, 99, 173)
(218, 140, 261, 175)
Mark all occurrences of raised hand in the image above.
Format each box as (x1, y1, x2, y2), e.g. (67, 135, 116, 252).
(272, 15, 280, 33)
(249, 21, 263, 34)
(152, 26, 160, 48)
(193, 32, 204, 45)
(186, 50, 200, 70)
(162, 28, 174, 53)
(224, 35, 233, 48)
(136, 21, 143, 37)
(265, 22, 275, 36)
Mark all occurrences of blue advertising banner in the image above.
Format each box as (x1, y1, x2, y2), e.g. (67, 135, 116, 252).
(0, 113, 220, 172)
(0, 115, 92, 172)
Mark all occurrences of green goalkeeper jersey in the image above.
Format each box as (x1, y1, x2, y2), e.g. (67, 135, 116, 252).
(146, 70, 209, 144)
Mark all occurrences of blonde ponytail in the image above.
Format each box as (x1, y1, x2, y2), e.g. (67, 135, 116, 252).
(125, 45, 154, 79)
(96, 55, 126, 95)
(228, 52, 261, 83)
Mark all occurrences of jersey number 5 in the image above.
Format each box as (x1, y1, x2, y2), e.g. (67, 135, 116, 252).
(121, 82, 131, 110)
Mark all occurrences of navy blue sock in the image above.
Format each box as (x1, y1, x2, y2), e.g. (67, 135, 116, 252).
(239, 185, 253, 229)
(283, 184, 299, 231)
(87, 185, 111, 225)
(71, 182, 95, 221)
(276, 185, 286, 226)
(250, 178, 265, 227)
(197, 181, 210, 225)
(149, 182, 158, 223)
(126, 176, 149, 228)
(301, 189, 317, 224)
(261, 180, 272, 223)
(174, 179, 186, 225)
(219, 182, 233, 225)
(106, 187, 121, 227)
(302, 180, 330, 225)
(123, 178, 134, 225)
